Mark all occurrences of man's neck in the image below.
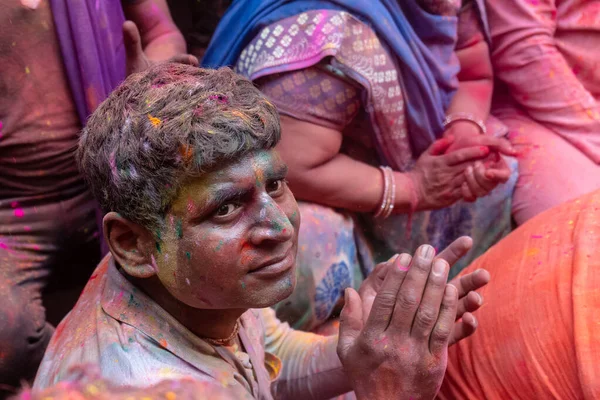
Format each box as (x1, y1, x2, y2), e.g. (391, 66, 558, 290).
(125, 273, 246, 340)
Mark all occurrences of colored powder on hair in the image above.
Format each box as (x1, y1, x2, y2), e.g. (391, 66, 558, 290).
(176, 219, 183, 239)
(147, 114, 162, 127)
(230, 110, 250, 124)
(179, 144, 194, 164)
(209, 94, 229, 104)
(109, 151, 118, 180)
(14, 208, 24, 218)
(156, 241, 162, 253)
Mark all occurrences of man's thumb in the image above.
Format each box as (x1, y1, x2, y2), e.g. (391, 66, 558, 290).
(337, 288, 364, 358)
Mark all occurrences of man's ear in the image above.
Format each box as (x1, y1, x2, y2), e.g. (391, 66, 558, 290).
(103, 212, 157, 278)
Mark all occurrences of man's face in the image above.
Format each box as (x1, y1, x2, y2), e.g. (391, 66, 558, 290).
(153, 149, 300, 309)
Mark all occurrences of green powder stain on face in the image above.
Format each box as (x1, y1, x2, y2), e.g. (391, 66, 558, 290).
(215, 240, 224, 251)
(156, 241, 161, 253)
(176, 219, 183, 239)
(241, 281, 246, 290)
(186, 251, 191, 260)
(272, 219, 283, 232)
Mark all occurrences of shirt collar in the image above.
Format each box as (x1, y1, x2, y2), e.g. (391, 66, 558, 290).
(100, 256, 278, 396)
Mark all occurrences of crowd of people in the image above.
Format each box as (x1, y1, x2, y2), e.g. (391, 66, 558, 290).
(0, 0, 598, 399)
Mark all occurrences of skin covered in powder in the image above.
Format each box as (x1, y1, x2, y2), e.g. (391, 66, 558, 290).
(113, 149, 300, 339)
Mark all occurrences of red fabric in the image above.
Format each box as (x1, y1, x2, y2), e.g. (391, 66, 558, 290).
(439, 190, 600, 399)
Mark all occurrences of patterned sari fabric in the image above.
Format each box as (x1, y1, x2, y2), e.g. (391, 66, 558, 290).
(234, 6, 517, 331)
(439, 189, 600, 399)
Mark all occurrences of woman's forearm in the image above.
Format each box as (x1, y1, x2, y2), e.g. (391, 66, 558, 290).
(277, 116, 415, 214)
(288, 152, 415, 214)
(445, 79, 493, 123)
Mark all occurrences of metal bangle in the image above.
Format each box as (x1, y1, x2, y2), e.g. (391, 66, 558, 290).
(443, 112, 487, 135)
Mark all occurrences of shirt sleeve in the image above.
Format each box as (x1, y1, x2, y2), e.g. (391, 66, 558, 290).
(486, 0, 600, 162)
(260, 308, 351, 400)
(256, 66, 361, 131)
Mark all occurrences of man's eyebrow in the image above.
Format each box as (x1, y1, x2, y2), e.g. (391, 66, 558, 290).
(264, 164, 288, 180)
(203, 185, 254, 212)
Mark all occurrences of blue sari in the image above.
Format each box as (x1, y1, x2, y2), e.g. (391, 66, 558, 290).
(203, 0, 462, 158)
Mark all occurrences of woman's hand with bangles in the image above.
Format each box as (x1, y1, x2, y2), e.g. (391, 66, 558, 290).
(442, 122, 517, 202)
(405, 136, 492, 211)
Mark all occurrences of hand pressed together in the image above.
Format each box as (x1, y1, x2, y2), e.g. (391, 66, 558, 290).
(357, 236, 489, 346)
(337, 244, 463, 400)
(443, 123, 517, 202)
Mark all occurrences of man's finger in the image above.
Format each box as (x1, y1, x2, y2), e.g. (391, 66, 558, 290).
(456, 291, 483, 319)
(411, 259, 449, 339)
(449, 269, 490, 298)
(365, 254, 411, 334)
(437, 236, 473, 268)
(449, 312, 478, 346)
(390, 245, 436, 333)
(429, 285, 458, 355)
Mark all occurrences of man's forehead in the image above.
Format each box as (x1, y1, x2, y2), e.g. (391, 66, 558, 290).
(170, 150, 282, 211)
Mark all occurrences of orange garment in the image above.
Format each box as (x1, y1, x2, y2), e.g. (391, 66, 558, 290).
(439, 189, 600, 399)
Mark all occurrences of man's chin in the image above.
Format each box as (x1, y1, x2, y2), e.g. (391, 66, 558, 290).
(248, 272, 296, 309)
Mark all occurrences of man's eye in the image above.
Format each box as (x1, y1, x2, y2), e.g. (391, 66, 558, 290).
(215, 203, 238, 217)
(266, 179, 285, 195)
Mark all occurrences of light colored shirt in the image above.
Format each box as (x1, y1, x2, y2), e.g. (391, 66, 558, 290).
(34, 255, 349, 400)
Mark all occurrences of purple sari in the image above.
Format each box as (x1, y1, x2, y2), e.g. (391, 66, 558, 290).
(49, 0, 126, 124)
(50, 0, 127, 254)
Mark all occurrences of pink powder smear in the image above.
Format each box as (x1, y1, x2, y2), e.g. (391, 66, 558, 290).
(14, 208, 24, 218)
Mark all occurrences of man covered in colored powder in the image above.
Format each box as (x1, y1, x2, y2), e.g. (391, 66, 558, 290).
(0, 0, 196, 393)
(33, 63, 489, 399)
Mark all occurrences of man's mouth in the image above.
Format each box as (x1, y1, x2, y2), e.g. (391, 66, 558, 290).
(248, 245, 294, 278)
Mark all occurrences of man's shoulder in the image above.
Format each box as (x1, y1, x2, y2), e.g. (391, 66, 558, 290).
(33, 258, 116, 388)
